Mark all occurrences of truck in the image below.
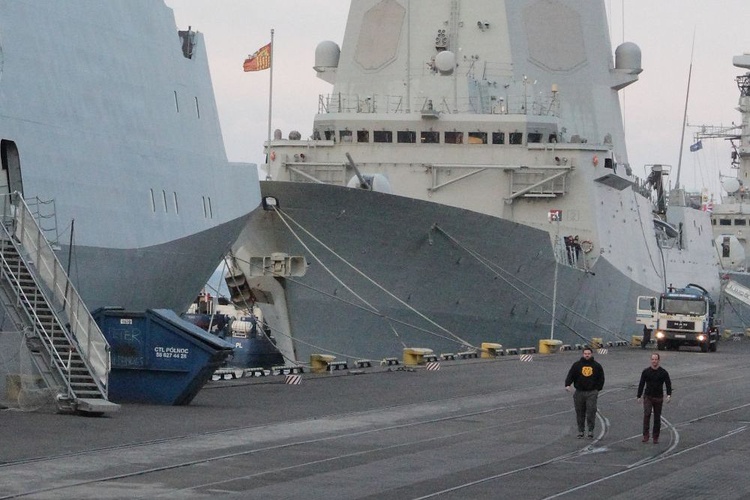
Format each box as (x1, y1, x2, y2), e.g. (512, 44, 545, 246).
(636, 283, 718, 352)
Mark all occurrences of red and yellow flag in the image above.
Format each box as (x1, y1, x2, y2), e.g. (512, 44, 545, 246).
(243, 42, 271, 72)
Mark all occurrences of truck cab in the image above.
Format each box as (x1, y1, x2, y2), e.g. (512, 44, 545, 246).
(636, 284, 718, 352)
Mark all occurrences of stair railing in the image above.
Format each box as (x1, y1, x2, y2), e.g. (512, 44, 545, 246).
(0, 192, 110, 395)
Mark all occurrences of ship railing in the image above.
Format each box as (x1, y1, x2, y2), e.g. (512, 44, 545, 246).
(553, 235, 589, 272)
(0, 192, 110, 393)
(318, 91, 559, 117)
(286, 162, 349, 186)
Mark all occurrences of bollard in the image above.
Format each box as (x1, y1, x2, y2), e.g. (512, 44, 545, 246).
(538, 339, 562, 354)
(403, 347, 434, 366)
(480, 342, 503, 358)
(310, 354, 336, 373)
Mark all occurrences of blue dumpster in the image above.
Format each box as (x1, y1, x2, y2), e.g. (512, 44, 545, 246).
(93, 307, 234, 405)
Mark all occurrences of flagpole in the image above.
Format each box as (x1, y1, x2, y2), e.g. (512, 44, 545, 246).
(266, 29, 274, 166)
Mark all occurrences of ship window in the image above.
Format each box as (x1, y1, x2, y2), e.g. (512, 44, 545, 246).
(549, 133, 558, 143)
(397, 131, 416, 143)
(357, 130, 370, 143)
(719, 219, 731, 226)
(509, 132, 523, 144)
(374, 130, 392, 143)
(722, 236, 730, 257)
(421, 131, 440, 144)
(492, 132, 505, 144)
(734, 219, 747, 226)
(528, 132, 543, 143)
(445, 131, 463, 144)
(340, 130, 353, 143)
(468, 132, 487, 144)
(324, 130, 335, 140)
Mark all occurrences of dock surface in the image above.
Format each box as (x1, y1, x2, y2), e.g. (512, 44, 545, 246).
(2, 341, 750, 499)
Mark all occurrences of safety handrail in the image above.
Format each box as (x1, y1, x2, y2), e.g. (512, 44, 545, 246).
(0, 193, 110, 394)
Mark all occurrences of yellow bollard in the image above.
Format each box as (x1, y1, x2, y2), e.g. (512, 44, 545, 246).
(538, 339, 563, 354)
(310, 354, 336, 373)
(480, 342, 503, 358)
(403, 347, 433, 366)
(591, 338, 603, 349)
(631, 335, 643, 347)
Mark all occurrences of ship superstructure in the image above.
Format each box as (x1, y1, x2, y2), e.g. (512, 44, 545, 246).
(229, 0, 720, 363)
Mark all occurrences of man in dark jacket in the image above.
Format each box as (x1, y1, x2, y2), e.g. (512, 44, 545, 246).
(637, 352, 672, 444)
(565, 347, 605, 438)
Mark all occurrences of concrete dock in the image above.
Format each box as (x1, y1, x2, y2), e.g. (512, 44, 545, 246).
(2, 340, 750, 499)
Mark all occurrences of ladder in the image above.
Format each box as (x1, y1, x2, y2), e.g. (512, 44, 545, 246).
(0, 193, 119, 415)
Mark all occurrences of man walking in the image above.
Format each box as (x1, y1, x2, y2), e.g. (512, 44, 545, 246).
(637, 352, 672, 444)
(565, 347, 605, 438)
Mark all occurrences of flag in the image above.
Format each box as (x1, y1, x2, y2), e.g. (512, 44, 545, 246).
(243, 42, 271, 72)
(689, 140, 703, 152)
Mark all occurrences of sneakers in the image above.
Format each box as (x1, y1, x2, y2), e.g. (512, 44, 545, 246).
(577, 432, 584, 439)
(587, 432, 594, 439)
(642, 433, 650, 443)
(653, 436, 659, 444)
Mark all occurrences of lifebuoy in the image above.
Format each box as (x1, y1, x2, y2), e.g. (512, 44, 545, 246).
(580, 240, 594, 253)
(270, 151, 276, 161)
(592, 155, 599, 167)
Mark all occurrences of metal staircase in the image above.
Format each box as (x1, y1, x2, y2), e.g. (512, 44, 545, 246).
(0, 193, 119, 415)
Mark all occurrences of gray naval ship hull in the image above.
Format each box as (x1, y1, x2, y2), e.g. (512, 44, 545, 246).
(244, 181, 653, 361)
(230, 0, 721, 363)
(0, 1, 259, 314)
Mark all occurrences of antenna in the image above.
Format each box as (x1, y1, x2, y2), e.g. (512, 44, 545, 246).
(674, 29, 696, 190)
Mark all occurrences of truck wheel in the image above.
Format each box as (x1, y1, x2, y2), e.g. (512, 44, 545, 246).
(700, 342, 708, 353)
(709, 342, 717, 352)
(657, 342, 666, 351)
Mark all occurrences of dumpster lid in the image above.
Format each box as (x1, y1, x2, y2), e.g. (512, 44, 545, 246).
(151, 309, 234, 351)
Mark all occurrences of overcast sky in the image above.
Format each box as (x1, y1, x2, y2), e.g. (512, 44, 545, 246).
(165, 0, 750, 201)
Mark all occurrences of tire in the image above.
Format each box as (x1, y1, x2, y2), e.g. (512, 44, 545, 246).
(700, 342, 708, 353)
(709, 341, 717, 352)
(657, 342, 666, 351)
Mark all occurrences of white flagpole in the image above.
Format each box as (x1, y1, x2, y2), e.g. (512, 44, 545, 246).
(266, 29, 274, 164)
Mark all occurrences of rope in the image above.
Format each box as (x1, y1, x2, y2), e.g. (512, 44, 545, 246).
(273, 206, 476, 351)
(433, 224, 628, 343)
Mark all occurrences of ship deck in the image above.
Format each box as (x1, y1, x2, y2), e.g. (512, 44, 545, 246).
(3, 340, 750, 499)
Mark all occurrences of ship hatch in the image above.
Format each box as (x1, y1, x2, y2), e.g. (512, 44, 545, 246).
(0, 140, 23, 196)
(595, 173, 632, 191)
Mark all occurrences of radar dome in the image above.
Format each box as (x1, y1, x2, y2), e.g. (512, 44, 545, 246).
(615, 42, 642, 75)
(723, 177, 741, 194)
(435, 50, 456, 74)
(315, 41, 340, 71)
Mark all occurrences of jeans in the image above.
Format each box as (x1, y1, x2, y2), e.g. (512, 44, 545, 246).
(643, 396, 664, 437)
(573, 389, 598, 432)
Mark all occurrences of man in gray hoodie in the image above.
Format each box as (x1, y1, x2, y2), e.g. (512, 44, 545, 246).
(565, 347, 605, 438)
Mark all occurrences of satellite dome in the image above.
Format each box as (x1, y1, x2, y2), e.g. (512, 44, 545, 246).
(435, 50, 456, 74)
(723, 177, 741, 194)
(315, 40, 340, 71)
(615, 42, 642, 75)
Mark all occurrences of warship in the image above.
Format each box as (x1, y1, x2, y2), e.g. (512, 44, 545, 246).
(0, 0, 259, 314)
(229, 0, 720, 363)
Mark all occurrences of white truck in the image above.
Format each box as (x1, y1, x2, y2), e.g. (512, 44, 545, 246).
(636, 284, 718, 352)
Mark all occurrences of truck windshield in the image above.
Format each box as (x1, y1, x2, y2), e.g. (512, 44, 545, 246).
(660, 298, 706, 315)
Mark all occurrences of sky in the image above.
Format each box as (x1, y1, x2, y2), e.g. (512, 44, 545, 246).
(164, 0, 750, 202)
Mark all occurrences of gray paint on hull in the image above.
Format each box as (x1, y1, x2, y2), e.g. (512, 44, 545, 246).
(247, 182, 653, 361)
(59, 214, 249, 314)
